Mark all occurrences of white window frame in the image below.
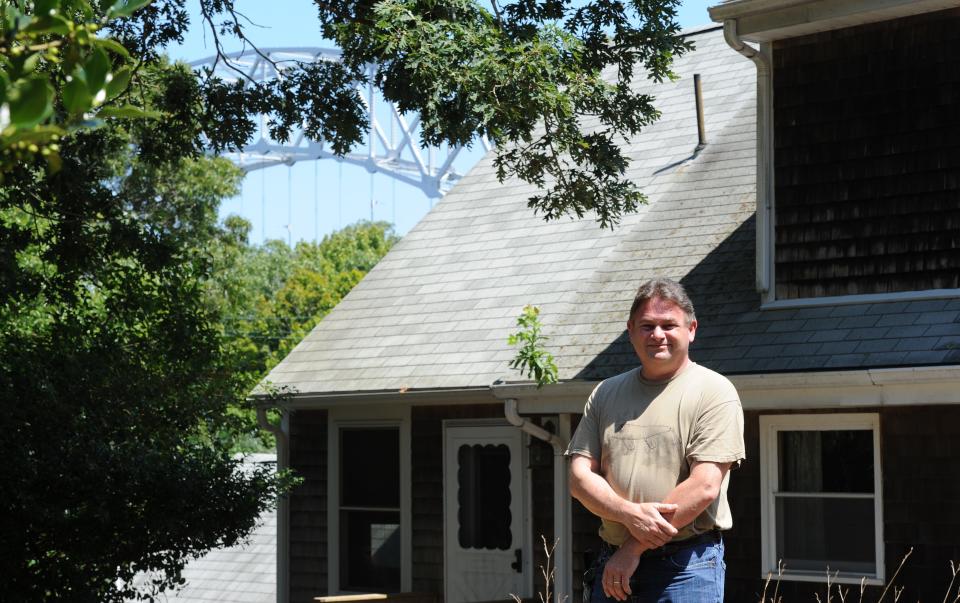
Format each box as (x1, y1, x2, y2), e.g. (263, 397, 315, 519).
(327, 405, 412, 594)
(759, 413, 884, 585)
(760, 287, 960, 310)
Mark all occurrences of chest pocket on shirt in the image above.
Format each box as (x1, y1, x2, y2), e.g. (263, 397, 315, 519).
(608, 423, 679, 454)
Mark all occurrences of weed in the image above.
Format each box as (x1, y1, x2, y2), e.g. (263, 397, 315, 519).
(760, 549, 960, 603)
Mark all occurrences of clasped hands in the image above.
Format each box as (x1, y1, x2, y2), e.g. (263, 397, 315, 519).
(601, 501, 678, 601)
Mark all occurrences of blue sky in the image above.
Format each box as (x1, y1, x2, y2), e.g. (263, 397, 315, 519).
(167, 0, 717, 244)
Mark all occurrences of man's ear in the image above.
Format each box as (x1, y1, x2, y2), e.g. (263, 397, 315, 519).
(688, 319, 698, 342)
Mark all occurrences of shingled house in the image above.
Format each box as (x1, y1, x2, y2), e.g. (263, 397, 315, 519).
(254, 2, 960, 602)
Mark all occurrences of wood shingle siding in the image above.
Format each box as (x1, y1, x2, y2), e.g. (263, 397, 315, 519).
(724, 406, 960, 603)
(289, 410, 328, 603)
(773, 9, 960, 299)
(410, 405, 503, 594)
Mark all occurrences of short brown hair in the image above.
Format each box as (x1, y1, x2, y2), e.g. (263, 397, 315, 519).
(629, 278, 696, 324)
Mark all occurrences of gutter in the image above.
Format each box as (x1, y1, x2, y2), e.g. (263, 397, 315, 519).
(257, 407, 291, 603)
(722, 18, 775, 298)
(501, 395, 573, 603)
(504, 397, 566, 450)
(248, 385, 493, 409)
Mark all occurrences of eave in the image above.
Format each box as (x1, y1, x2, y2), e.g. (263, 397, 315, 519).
(499, 365, 960, 414)
(250, 385, 494, 409)
(709, 0, 960, 42)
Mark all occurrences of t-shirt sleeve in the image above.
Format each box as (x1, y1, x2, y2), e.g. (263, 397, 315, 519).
(686, 380, 745, 465)
(565, 383, 603, 460)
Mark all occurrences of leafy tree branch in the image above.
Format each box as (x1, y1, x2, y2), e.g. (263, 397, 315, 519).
(192, 0, 689, 227)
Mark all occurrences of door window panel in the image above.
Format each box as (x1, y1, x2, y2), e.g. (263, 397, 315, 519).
(456, 443, 512, 550)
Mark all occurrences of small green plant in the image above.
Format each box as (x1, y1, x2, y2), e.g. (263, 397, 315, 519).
(508, 305, 559, 388)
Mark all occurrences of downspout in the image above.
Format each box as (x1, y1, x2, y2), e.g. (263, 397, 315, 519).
(503, 398, 572, 603)
(257, 406, 290, 603)
(723, 19, 775, 298)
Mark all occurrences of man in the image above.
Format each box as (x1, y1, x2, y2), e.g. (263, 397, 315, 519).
(567, 278, 744, 603)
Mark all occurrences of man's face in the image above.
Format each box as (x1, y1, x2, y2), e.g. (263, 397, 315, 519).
(627, 297, 697, 380)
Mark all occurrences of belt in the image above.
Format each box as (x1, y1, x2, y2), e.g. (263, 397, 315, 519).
(641, 530, 722, 559)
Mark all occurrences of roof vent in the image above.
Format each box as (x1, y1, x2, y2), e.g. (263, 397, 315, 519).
(694, 73, 707, 150)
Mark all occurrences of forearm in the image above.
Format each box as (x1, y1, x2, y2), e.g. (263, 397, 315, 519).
(613, 468, 721, 554)
(660, 461, 730, 530)
(569, 459, 632, 523)
(661, 479, 716, 529)
(569, 454, 678, 548)
(617, 536, 649, 556)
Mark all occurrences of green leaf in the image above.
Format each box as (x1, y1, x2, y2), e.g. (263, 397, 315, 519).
(8, 77, 54, 129)
(14, 14, 32, 31)
(23, 13, 71, 35)
(106, 0, 153, 19)
(104, 66, 131, 101)
(84, 47, 110, 95)
(97, 104, 161, 119)
(93, 37, 131, 59)
(22, 53, 41, 75)
(1, 125, 67, 149)
(62, 76, 92, 114)
(1, 6, 18, 31)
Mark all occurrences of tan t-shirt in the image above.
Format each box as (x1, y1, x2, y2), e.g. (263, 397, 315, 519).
(566, 362, 745, 545)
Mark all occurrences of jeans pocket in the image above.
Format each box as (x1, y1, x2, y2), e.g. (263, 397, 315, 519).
(666, 542, 719, 571)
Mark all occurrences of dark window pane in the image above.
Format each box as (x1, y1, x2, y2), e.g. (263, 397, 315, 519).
(778, 430, 873, 493)
(342, 428, 400, 508)
(776, 497, 876, 575)
(457, 443, 512, 550)
(340, 510, 401, 592)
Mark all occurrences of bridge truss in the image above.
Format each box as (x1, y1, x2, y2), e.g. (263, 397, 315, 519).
(190, 48, 491, 199)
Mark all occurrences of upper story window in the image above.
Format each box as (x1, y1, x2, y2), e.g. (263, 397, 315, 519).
(771, 9, 960, 301)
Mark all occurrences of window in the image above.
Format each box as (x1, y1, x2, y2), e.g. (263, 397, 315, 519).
(339, 426, 401, 592)
(760, 414, 884, 584)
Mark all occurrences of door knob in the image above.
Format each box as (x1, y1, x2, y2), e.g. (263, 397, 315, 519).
(511, 548, 522, 573)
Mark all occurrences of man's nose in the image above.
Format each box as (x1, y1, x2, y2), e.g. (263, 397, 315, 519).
(651, 326, 666, 338)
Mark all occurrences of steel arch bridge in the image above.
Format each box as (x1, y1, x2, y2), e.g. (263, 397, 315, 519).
(190, 48, 491, 198)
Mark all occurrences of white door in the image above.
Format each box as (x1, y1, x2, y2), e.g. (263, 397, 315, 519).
(444, 422, 530, 602)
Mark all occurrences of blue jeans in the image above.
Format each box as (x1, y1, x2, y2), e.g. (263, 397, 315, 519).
(588, 535, 725, 603)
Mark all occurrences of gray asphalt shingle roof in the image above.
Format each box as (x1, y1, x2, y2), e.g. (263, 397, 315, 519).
(262, 25, 960, 396)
